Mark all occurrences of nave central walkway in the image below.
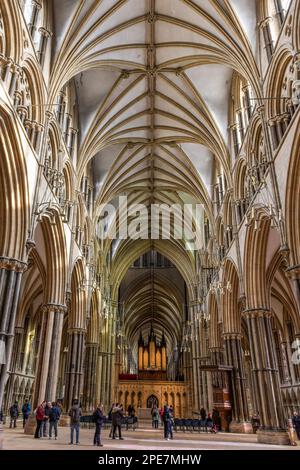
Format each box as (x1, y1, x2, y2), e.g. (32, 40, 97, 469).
(2, 425, 300, 451)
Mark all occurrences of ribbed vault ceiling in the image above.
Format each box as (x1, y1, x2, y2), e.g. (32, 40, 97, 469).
(49, 0, 261, 348)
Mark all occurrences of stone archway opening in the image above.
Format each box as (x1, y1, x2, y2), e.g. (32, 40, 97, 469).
(147, 394, 159, 409)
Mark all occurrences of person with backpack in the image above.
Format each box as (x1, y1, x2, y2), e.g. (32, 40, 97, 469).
(68, 399, 82, 445)
(22, 399, 31, 428)
(93, 403, 105, 447)
(151, 405, 160, 429)
(49, 402, 61, 440)
(9, 401, 19, 428)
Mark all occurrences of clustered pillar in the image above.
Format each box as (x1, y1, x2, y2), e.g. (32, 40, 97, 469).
(242, 309, 289, 444)
(64, 328, 86, 411)
(32, 304, 66, 407)
(82, 342, 98, 411)
(223, 333, 251, 433)
(0, 257, 27, 407)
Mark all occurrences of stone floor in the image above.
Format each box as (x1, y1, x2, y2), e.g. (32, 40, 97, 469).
(2, 422, 300, 450)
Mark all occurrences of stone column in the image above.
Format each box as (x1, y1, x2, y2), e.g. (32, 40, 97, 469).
(8, 63, 21, 98)
(229, 123, 239, 158)
(286, 265, 300, 316)
(260, 18, 274, 62)
(82, 342, 98, 412)
(210, 347, 225, 390)
(32, 304, 66, 407)
(10, 326, 24, 373)
(0, 53, 8, 80)
(242, 84, 252, 121)
(242, 309, 289, 445)
(64, 328, 86, 410)
(33, 123, 44, 154)
(268, 117, 279, 150)
(67, 127, 78, 160)
(223, 333, 252, 433)
(37, 28, 52, 68)
(0, 257, 26, 408)
(28, 0, 42, 39)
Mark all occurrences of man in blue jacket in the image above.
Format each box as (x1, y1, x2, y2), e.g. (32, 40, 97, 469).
(22, 399, 31, 428)
(49, 402, 61, 440)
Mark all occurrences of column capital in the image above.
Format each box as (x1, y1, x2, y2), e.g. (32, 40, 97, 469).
(242, 308, 272, 319)
(0, 53, 8, 65)
(69, 127, 78, 135)
(42, 303, 67, 314)
(257, 104, 266, 116)
(31, 0, 42, 9)
(0, 256, 27, 272)
(45, 110, 54, 120)
(258, 16, 272, 29)
(293, 52, 300, 66)
(222, 332, 243, 340)
(209, 346, 224, 353)
(14, 326, 25, 334)
(86, 342, 98, 348)
(285, 264, 300, 279)
(38, 27, 52, 38)
(67, 327, 87, 335)
(268, 116, 277, 126)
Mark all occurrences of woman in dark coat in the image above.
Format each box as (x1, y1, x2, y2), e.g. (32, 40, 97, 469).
(112, 403, 124, 440)
(93, 404, 105, 446)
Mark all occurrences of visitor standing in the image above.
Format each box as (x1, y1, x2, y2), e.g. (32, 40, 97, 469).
(93, 403, 105, 446)
(34, 401, 46, 438)
(49, 402, 61, 440)
(9, 401, 19, 428)
(22, 399, 31, 428)
(251, 412, 260, 434)
(292, 411, 300, 440)
(108, 403, 116, 438)
(127, 404, 135, 417)
(112, 403, 124, 440)
(206, 413, 213, 432)
(163, 404, 170, 439)
(159, 407, 164, 427)
(168, 405, 174, 440)
(42, 401, 51, 437)
(151, 405, 159, 429)
(68, 399, 82, 445)
(200, 407, 207, 421)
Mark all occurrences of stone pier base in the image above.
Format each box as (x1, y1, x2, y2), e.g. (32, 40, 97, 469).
(230, 421, 253, 434)
(24, 415, 37, 435)
(257, 429, 290, 445)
